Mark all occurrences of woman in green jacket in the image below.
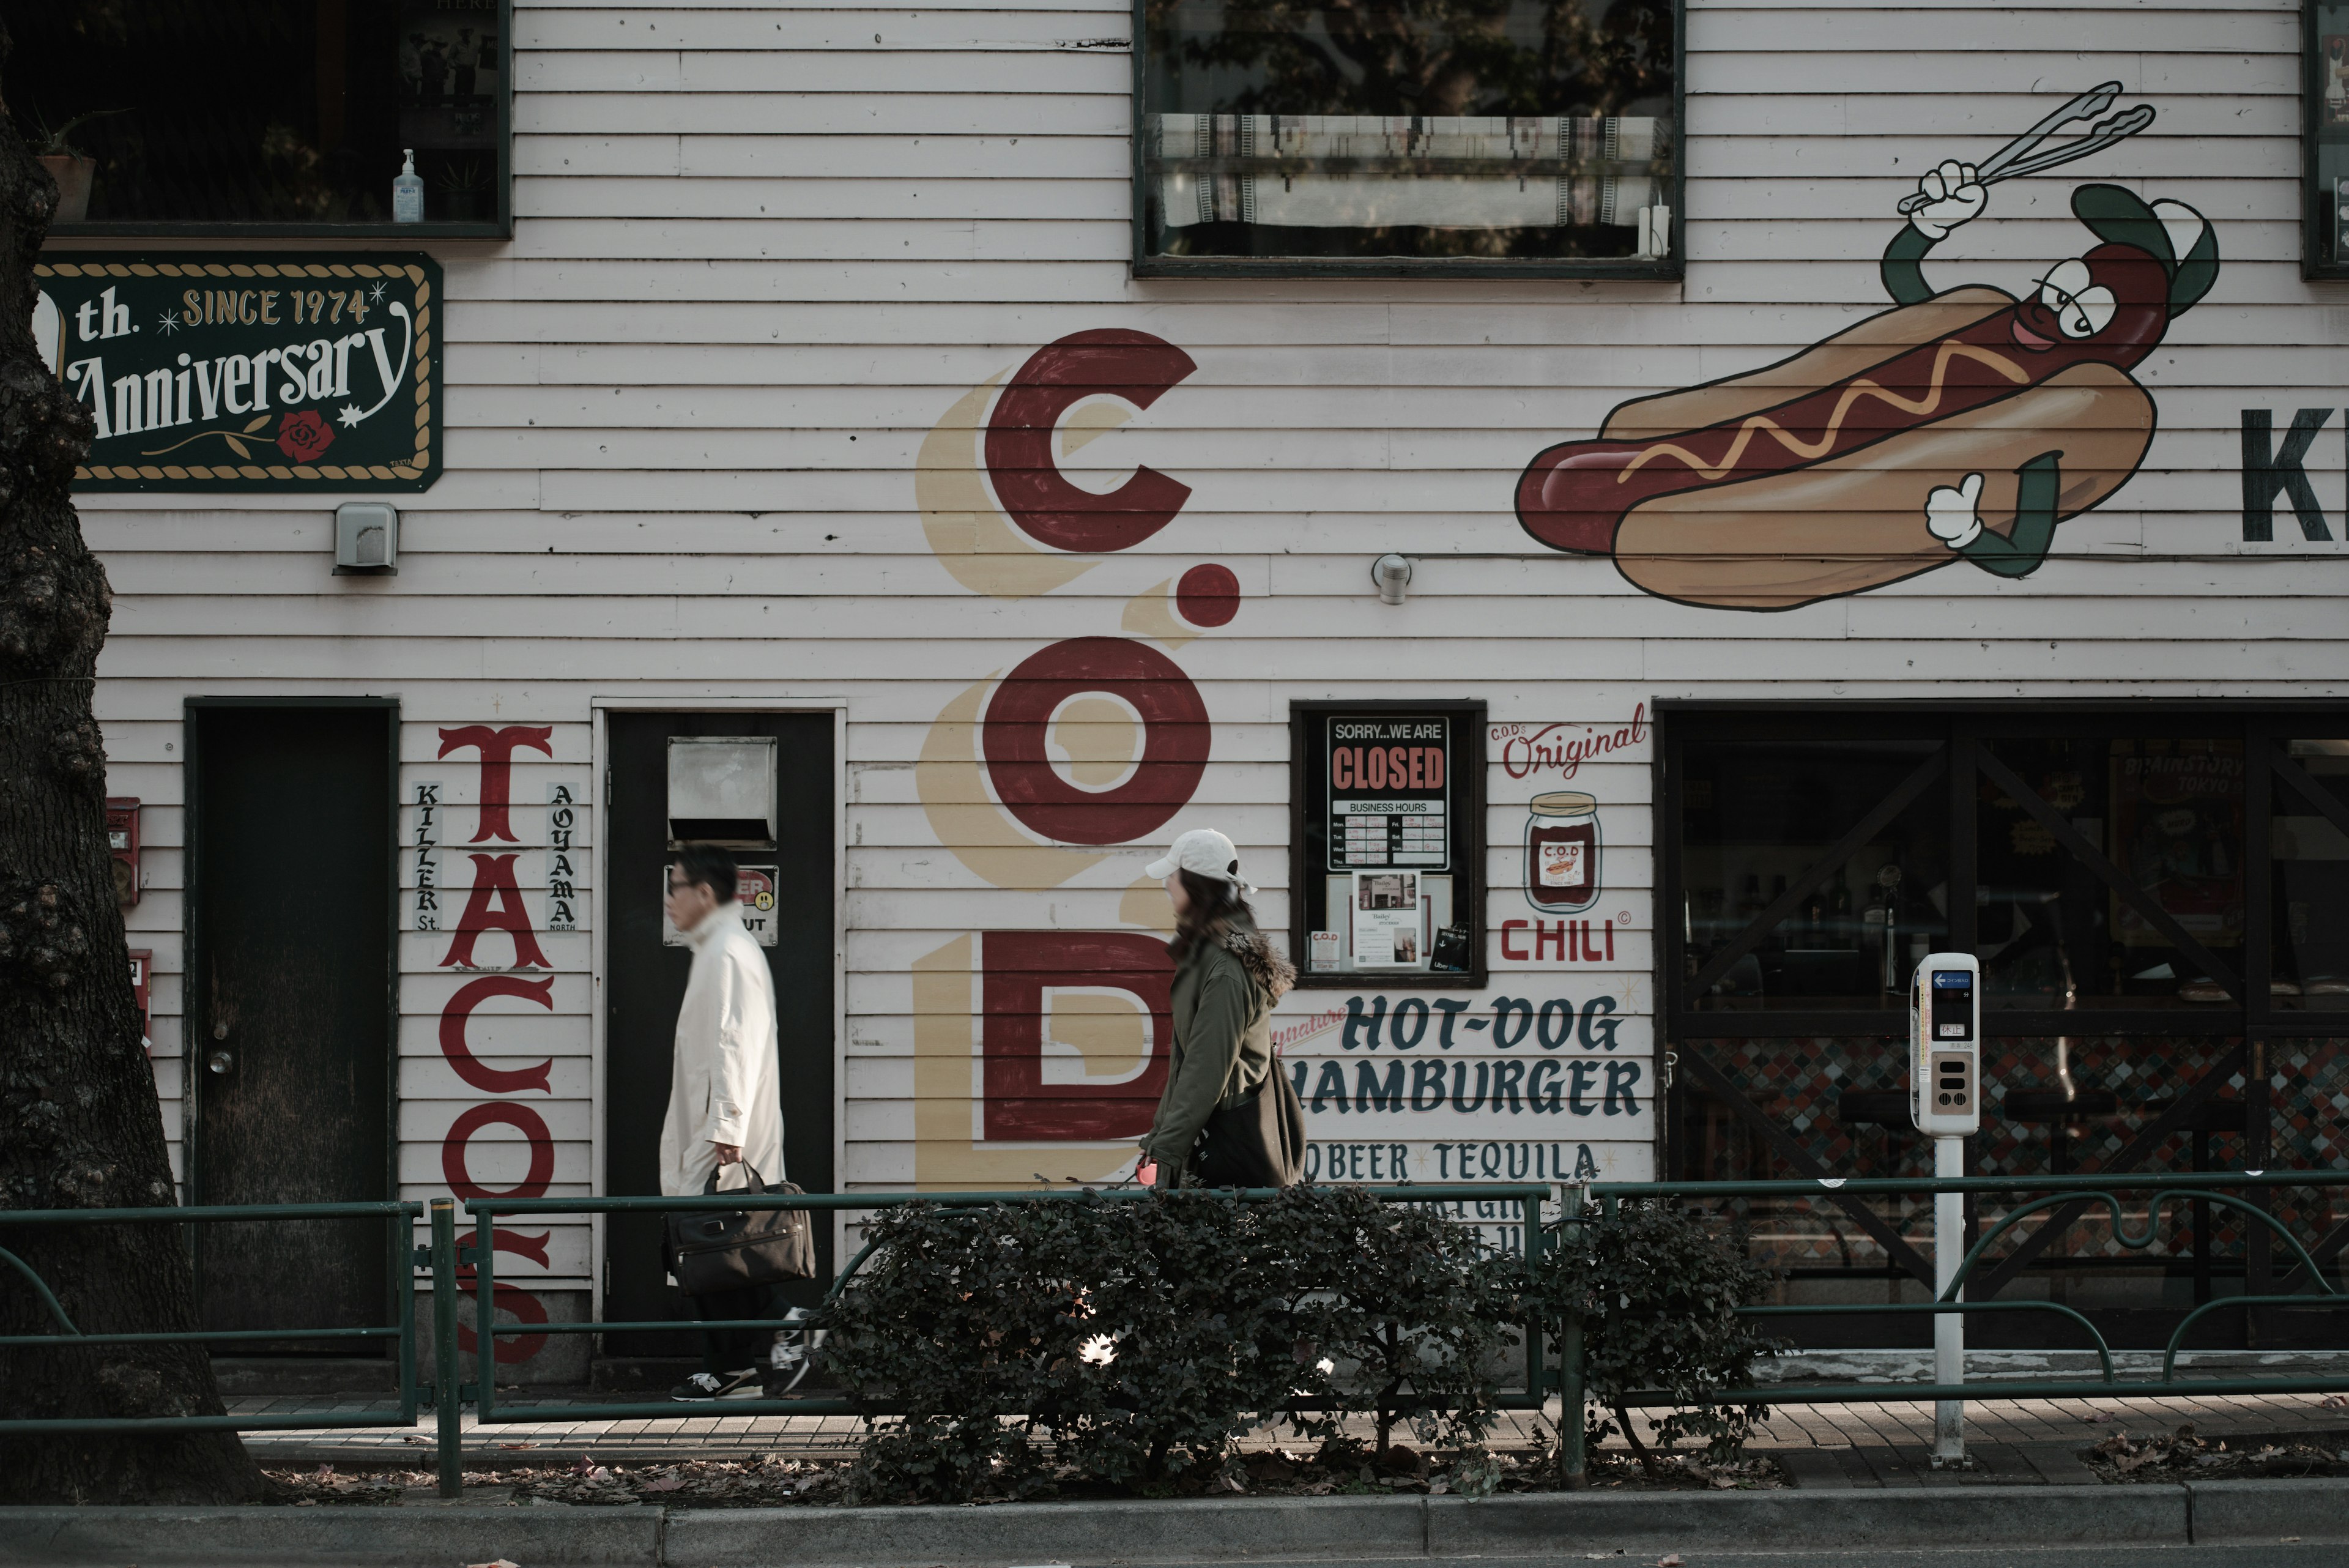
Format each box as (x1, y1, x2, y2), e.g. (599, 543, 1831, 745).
(1137, 828, 1300, 1190)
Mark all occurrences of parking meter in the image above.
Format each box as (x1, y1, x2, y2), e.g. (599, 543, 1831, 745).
(1908, 951, 1979, 1466)
(1910, 953, 1981, 1137)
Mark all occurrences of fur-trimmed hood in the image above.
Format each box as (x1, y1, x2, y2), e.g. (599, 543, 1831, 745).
(1215, 920, 1295, 1003)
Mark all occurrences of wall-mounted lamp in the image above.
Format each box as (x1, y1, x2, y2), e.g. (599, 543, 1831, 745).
(334, 502, 399, 575)
(1371, 552, 1414, 605)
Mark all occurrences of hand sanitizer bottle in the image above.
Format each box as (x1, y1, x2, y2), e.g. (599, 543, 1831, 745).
(393, 149, 425, 223)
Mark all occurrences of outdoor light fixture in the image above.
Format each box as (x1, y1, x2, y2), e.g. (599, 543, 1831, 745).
(1371, 552, 1414, 604)
(333, 502, 399, 574)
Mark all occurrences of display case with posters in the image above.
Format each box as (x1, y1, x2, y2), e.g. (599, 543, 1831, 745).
(1290, 699, 1485, 986)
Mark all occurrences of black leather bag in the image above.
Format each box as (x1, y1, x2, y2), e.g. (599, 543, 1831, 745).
(1190, 1058, 1307, 1189)
(663, 1163, 815, 1294)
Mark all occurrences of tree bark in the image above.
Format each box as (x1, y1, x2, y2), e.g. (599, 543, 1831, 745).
(0, 26, 265, 1504)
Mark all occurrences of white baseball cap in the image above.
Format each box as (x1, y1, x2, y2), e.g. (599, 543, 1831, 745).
(1146, 827, 1246, 890)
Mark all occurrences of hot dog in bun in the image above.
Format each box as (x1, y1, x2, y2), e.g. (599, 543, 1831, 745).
(1515, 182, 2218, 611)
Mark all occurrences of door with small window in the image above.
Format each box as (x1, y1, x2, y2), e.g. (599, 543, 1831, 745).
(601, 712, 836, 1355)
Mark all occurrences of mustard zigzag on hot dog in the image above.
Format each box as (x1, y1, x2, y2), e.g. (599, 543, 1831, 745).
(1611, 362, 2152, 611)
(1619, 336, 2035, 482)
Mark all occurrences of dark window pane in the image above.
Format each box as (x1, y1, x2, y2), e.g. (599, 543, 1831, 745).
(2272, 740, 2349, 1010)
(1976, 736, 2246, 1013)
(2317, 7, 2349, 266)
(1675, 1035, 2295, 1331)
(9, 0, 499, 227)
(1679, 738, 1947, 1013)
(1140, 0, 1674, 263)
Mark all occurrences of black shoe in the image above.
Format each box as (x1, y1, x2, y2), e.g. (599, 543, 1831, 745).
(767, 1309, 823, 1394)
(670, 1369, 762, 1402)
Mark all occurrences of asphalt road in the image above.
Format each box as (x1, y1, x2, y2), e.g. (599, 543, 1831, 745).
(1119, 1551, 2349, 1568)
(1605, 1551, 2349, 1567)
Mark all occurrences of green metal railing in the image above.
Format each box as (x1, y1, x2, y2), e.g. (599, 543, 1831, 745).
(1553, 1171, 2349, 1486)
(0, 1200, 426, 1438)
(9, 1173, 2347, 1501)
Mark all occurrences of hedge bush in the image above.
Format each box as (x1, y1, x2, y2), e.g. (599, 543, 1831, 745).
(820, 1186, 1521, 1502)
(1534, 1200, 1783, 1473)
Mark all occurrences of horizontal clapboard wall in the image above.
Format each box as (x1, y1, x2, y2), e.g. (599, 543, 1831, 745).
(81, 0, 2342, 1273)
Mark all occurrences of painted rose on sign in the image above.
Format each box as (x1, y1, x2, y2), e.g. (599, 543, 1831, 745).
(275, 409, 335, 462)
(1515, 84, 2219, 611)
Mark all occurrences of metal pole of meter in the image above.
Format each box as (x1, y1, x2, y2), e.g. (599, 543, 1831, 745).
(1932, 1135, 1965, 1462)
(1911, 953, 1981, 1468)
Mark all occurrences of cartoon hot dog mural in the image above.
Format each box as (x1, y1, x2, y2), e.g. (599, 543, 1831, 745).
(1515, 88, 2219, 612)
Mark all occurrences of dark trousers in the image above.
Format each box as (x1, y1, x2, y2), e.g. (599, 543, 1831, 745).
(689, 1281, 785, 1377)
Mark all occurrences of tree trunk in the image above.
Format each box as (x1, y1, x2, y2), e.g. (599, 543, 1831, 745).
(0, 28, 265, 1504)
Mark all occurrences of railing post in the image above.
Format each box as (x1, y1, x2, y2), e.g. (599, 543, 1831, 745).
(1522, 1189, 1545, 1401)
(1558, 1308, 1587, 1490)
(1556, 1189, 1587, 1490)
(1931, 1140, 1966, 1467)
(474, 1208, 499, 1425)
(430, 1197, 463, 1499)
(395, 1205, 420, 1424)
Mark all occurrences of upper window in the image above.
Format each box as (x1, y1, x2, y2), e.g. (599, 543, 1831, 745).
(9, 0, 508, 237)
(2310, 0, 2349, 273)
(1135, 0, 1678, 277)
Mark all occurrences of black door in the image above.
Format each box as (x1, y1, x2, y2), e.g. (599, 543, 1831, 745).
(190, 701, 395, 1347)
(605, 712, 836, 1353)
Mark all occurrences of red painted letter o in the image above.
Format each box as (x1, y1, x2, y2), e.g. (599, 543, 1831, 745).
(982, 637, 1209, 845)
(442, 1102, 556, 1201)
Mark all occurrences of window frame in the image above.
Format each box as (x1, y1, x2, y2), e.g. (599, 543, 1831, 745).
(1288, 698, 1488, 989)
(42, 0, 514, 243)
(1128, 0, 1685, 280)
(1657, 699, 2349, 1044)
(2305, 0, 2348, 278)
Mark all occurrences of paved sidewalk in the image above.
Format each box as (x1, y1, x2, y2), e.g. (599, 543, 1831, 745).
(233, 1388, 2349, 1471)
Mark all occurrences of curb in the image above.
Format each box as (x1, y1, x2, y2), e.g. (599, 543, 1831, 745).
(0, 1481, 2342, 1566)
(669, 1495, 1429, 1568)
(0, 1506, 661, 1566)
(1425, 1488, 2180, 1556)
(2186, 1477, 2349, 1544)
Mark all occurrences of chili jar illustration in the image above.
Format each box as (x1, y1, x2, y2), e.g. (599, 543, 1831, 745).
(1526, 791, 1601, 912)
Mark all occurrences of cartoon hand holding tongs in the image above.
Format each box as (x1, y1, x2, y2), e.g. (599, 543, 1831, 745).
(1896, 81, 2157, 239)
(1885, 82, 2213, 577)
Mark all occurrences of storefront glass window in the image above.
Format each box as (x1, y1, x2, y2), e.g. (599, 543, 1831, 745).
(1976, 736, 2246, 1014)
(1666, 708, 2349, 1346)
(6, 0, 508, 234)
(1677, 1031, 2349, 1323)
(1137, 0, 1678, 273)
(2271, 739, 2349, 1009)
(1678, 737, 1949, 1014)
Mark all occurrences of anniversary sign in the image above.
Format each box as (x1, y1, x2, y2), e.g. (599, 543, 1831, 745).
(34, 254, 442, 492)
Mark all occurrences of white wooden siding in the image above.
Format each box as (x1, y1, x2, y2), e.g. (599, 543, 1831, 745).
(75, 0, 2348, 1304)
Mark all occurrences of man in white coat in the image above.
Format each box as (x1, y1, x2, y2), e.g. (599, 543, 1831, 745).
(661, 845, 787, 1400)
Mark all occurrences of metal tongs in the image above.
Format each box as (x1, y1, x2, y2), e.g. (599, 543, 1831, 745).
(1896, 81, 2155, 213)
